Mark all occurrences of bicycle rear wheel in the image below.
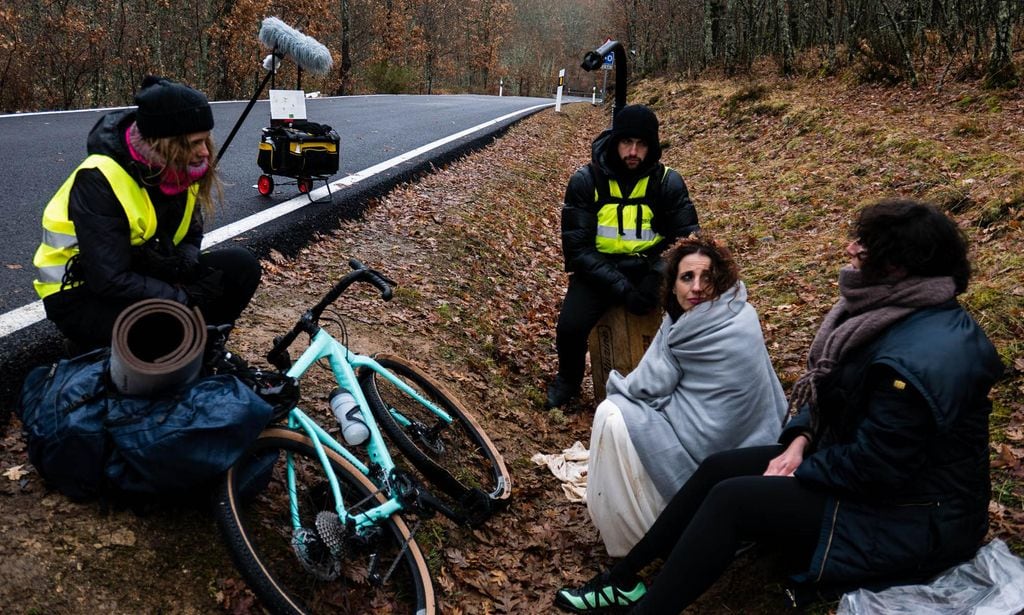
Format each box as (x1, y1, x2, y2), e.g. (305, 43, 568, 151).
(360, 354, 511, 525)
(214, 427, 435, 615)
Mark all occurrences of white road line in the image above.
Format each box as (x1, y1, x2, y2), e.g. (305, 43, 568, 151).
(0, 302, 47, 338)
(0, 103, 553, 339)
(202, 103, 551, 247)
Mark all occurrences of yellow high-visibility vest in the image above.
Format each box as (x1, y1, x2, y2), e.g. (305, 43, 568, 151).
(33, 154, 196, 299)
(593, 168, 667, 255)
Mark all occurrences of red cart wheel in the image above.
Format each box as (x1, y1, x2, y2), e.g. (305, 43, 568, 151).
(257, 175, 274, 196)
(297, 177, 313, 194)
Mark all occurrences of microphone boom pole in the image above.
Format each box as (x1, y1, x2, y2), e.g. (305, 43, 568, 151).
(215, 17, 333, 163)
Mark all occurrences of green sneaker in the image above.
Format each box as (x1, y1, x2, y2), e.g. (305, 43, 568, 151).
(554, 570, 646, 613)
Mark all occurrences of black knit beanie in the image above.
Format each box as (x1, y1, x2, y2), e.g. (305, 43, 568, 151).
(134, 76, 214, 139)
(611, 104, 659, 146)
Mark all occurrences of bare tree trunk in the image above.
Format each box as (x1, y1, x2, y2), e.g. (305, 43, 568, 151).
(798, 0, 811, 48)
(702, 0, 714, 69)
(335, 0, 352, 95)
(776, 0, 794, 74)
(878, 0, 919, 86)
(823, 0, 837, 73)
(985, 0, 1017, 87)
(723, 0, 737, 73)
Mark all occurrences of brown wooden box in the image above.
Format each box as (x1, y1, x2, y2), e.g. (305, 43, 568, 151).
(588, 306, 662, 400)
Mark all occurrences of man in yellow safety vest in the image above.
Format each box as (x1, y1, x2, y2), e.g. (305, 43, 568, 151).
(547, 104, 700, 409)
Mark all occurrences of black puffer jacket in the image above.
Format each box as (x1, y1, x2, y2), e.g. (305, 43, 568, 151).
(560, 129, 699, 296)
(782, 302, 1003, 590)
(64, 109, 202, 304)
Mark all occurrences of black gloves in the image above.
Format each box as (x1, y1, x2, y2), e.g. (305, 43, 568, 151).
(638, 270, 663, 299)
(182, 268, 225, 308)
(623, 271, 662, 315)
(624, 289, 658, 315)
(133, 236, 199, 282)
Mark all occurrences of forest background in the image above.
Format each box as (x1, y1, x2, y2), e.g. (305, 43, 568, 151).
(0, 0, 1020, 113)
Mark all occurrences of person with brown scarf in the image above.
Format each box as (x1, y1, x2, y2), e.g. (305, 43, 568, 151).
(554, 199, 1003, 614)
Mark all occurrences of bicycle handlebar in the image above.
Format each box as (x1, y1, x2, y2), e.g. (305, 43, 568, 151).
(266, 258, 397, 370)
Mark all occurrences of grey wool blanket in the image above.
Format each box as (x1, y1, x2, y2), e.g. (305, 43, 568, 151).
(608, 282, 788, 499)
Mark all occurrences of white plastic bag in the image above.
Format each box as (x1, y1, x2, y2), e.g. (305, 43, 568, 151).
(837, 539, 1024, 615)
(531, 441, 589, 503)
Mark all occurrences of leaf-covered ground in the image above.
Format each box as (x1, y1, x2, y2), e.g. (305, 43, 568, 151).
(1, 70, 1022, 614)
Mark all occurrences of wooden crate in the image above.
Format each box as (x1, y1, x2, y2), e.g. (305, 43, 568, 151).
(588, 306, 662, 400)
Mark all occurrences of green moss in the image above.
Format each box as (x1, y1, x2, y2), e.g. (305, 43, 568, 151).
(851, 124, 874, 138)
(750, 101, 789, 117)
(954, 93, 1004, 112)
(951, 120, 986, 137)
(546, 407, 568, 425)
(978, 200, 1015, 228)
(782, 210, 816, 229)
(727, 83, 769, 104)
(719, 83, 771, 122)
(954, 94, 977, 109)
(924, 184, 973, 214)
(991, 477, 1024, 511)
(893, 137, 941, 161)
(435, 301, 453, 322)
(961, 152, 1018, 177)
(391, 285, 424, 307)
(964, 286, 1003, 311)
(981, 94, 1005, 112)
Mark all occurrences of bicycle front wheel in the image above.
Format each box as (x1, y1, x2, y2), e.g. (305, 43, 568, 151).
(360, 354, 511, 525)
(214, 427, 435, 615)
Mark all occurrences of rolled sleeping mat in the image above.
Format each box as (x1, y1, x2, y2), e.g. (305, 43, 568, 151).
(109, 298, 208, 397)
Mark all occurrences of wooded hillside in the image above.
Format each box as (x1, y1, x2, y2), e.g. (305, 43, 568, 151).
(1, 0, 1020, 112)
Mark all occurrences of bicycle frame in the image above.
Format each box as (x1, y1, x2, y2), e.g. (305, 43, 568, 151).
(280, 327, 454, 537)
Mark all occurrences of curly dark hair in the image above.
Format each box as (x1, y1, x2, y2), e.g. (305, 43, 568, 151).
(853, 199, 971, 294)
(661, 235, 740, 320)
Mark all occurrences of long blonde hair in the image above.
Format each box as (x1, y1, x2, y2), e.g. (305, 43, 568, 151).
(146, 132, 223, 217)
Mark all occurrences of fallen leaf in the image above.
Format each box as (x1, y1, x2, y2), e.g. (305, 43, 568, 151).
(991, 444, 1021, 469)
(4, 465, 29, 481)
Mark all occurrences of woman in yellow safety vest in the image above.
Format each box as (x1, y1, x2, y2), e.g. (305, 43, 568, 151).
(33, 76, 261, 352)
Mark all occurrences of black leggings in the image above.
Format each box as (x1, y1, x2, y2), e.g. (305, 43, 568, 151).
(610, 445, 827, 614)
(555, 269, 653, 386)
(554, 274, 618, 386)
(44, 246, 261, 352)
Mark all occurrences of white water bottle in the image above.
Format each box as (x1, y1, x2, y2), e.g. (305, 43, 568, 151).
(329, 388, 369, 446)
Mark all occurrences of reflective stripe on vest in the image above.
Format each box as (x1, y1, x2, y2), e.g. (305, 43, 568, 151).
(594, 174, 663, 255)
(33, 154, 197, 299)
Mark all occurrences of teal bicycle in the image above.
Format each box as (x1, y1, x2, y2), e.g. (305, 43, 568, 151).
(214, 259, 512, 614)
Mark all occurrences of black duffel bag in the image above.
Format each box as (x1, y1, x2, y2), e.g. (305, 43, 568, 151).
(17, 349, 274, 501)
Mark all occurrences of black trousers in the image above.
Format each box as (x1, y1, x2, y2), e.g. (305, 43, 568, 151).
(610, 446, 827, 614)
(554, 274, 621, 386)
(44, 246, 262, 352)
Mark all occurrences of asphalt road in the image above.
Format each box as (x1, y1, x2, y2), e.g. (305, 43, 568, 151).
(0, 93, 565, 407)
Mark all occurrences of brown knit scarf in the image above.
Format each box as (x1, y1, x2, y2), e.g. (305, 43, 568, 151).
(789, 266, 956, 430)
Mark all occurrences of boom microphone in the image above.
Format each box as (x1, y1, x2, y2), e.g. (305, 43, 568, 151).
(258, 17, 333, 75)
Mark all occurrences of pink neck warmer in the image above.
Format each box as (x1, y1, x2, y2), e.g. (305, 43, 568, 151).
(125, 123, 209, 196)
